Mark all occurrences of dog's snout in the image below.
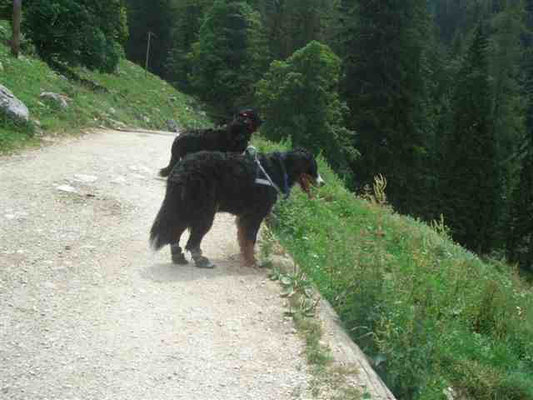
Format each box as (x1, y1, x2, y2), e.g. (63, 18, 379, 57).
(316, 174, 325, 187)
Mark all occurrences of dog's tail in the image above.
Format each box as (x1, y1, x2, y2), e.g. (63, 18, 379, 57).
(150, 185, 183, 251)
(159, 158, 177, 177)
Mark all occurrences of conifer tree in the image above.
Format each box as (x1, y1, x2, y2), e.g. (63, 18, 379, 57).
(441, 25, 499, 253)
(341, 0, 432, 215)
(189, 0, 269, 117)
(489, 4, 526, 246)
(256, 0, 338, 60)
(165, 0, 215, 89)
(506, 0, 533, 270)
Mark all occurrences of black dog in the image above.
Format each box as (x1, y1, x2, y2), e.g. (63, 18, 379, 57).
(159, 108, 262, 177)
(150, 148, 324, 268)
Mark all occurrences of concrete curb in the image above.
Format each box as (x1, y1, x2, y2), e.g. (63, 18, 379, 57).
(269, 253, 397, 400)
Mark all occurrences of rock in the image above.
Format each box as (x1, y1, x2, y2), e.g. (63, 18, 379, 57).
(108, 107, 116, 114)
(40, 92, 70, 109)
(142, 115, 150, 123)
(72, 174, 98, 183)
(0, 84, 29, 122)
(56, 185, 77, 193)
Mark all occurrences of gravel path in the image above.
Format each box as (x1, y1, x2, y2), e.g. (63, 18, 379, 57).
(0, 130, 310, 400)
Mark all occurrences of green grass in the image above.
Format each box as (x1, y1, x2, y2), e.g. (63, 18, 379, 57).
(254, 136, 533, 399)
(0, 20, 209, 153)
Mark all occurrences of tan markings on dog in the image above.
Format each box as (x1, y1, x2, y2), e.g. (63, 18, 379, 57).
(236, 216, 256, 266)
(298, 174, 313, 198)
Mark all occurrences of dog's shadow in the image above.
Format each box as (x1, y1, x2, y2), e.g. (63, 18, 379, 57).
(141, 254, 264, 283)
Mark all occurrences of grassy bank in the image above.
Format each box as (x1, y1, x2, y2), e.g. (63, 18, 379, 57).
(254, 137, 533, 399)
(0, 20, 208, 152)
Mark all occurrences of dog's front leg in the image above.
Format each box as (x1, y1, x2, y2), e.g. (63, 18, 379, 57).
(236, 216, 262, 267)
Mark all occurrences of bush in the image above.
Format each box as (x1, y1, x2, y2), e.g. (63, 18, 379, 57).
(22, 0, 128, 72)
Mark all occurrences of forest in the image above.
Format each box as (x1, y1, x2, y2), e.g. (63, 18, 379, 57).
(6, 0, 533, 270)
(123, 0, 533, 272)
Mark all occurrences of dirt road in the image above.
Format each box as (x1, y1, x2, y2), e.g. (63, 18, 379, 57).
(0, 130, 310, 399)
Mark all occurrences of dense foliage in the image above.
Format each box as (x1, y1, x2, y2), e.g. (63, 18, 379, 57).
(124, 0, 175, 79)
(121, 0, 533, 269)
(256, 41, 357, 180)
(188, 0, 269, 118)
(22, 0, 128, 72)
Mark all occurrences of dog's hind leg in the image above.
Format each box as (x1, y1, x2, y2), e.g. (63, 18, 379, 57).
(170, 225, 188, 265)
(185, 212, 216, 269)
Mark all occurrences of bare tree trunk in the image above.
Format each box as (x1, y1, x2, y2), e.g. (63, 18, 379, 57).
(11, 0, 22, 58)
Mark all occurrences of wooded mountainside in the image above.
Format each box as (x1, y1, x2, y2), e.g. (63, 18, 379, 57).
(124, 0, 532, 271)
(6, 0, 533, 271)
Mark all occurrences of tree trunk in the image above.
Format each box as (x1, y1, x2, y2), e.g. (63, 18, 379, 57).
(11, 0, 22, 58)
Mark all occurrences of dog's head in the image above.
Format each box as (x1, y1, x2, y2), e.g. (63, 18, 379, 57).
(284, 148, 325, 198)
(235, 108, 262, 133)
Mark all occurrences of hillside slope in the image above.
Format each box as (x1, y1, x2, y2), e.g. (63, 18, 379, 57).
(255, 137, 533, 399)
(0, 20, 208, 152)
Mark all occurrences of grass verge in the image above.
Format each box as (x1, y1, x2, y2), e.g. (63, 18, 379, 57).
(261, 228, 362, 399)
(254, 136, 533, 400)
(0, 20, 209, 153)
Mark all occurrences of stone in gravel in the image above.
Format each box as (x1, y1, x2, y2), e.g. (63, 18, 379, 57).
(73, 174, 98, 183)
(112, 176, 127, 184)
(56, 184, 78, 193)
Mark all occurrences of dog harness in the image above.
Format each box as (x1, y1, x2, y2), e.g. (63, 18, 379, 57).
(245, 146, 290, 199)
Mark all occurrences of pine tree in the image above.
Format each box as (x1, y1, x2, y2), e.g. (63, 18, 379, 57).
(441, 25, 499, 253)
(255, 0, 338, 60)
(506, 0, 533, 270)
(165, 0, 215, 89)
(489, 4, 526, 247)
(341, 0, 432, 215)
(189, 0, 269, 117)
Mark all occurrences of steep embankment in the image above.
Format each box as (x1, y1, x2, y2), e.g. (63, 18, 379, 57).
(255, 137, 533, 399)
(0, 20, 208, 152)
